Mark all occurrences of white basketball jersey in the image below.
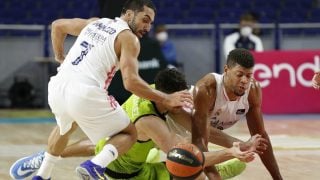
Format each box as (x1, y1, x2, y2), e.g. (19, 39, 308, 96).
(208, 73, 251, 130)
(58, 18, 130, 90)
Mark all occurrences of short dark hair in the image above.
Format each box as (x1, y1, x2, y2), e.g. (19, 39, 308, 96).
(240, 12, 256, 22)
(155, 24, 166, 33)
(121, 0, 156, 15)
(155, 68, 188, 94)
(227, 48, 255, 68)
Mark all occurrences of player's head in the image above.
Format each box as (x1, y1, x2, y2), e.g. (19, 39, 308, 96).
(224, 48, 254, 96)
(155, 68, 188, 94)
(155, 24, 168, 43)
(121, 0, 156, 38)
(239, 13, 256, 37)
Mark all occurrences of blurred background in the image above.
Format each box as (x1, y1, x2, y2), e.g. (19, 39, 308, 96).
(0, 0, 319, 113)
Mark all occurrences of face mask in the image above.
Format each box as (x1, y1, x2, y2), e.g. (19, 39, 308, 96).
(156, 32, 168, 42)
(240, 26, 252, 37)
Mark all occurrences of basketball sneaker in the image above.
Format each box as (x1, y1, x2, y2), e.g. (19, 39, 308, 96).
(32, 175, 51, 180)
(215, 158, 246, 179)
(10, 151, 45, 179)
(76, 160, 108, 180)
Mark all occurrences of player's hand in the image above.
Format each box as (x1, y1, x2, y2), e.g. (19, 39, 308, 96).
(163, 90, 193, 110)
(240, 134, 268, 155)
(312, 72, 320, 90)
(230, 142, 255, 163)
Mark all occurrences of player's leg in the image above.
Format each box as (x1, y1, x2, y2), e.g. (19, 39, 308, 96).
(71, 92, 136, 180)
(32, 76, 78, 180)
(33, 122, 78, 180)
(61, 138, 95, 157)
(133, 162, 171, 180)
(76, 121, 136, 180)
(215, 158, 246, 179)
(10, 120, 77, 180)
(9, 151, 45, 179)
(10, 77, 75, 180)
(10, 137, 96, 179)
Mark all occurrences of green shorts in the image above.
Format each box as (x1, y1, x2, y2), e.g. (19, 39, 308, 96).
(95, 139, 171, 180)
(106, 162, 170, 180)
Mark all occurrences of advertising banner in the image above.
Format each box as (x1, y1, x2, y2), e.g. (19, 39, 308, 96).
(252, 50, 320, 114)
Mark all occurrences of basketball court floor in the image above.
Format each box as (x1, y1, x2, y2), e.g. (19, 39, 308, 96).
(1, 115, 320, 180)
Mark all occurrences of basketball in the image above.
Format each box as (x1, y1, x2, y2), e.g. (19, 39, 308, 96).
(166, 143, 204, 179)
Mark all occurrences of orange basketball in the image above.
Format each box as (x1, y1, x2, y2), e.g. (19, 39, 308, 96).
(166, 143, 204, 179)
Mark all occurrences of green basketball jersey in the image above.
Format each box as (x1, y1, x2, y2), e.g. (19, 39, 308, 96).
(96, 90, 167, 177)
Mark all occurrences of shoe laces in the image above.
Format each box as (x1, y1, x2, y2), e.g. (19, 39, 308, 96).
(23, 153, 44, 169)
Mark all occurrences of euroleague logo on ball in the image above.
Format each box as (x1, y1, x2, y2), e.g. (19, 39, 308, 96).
(166, 144, 204, 179)
(167, 149, 195, 164)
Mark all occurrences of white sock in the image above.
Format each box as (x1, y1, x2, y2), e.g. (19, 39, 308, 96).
(36, 152, 60, 179)
(91, 144, 118, 167)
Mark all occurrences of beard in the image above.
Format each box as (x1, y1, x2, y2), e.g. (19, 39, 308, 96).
(128, 15, 137, 33)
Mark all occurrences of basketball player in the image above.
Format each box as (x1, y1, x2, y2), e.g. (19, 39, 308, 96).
(312, 71, 320, 89)
(10, 1, 193, 180)
(191, 48, 283, 179)
(11, 68, 266, 180)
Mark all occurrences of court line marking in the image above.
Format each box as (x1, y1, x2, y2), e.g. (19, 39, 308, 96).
(0, 118, 55, 124)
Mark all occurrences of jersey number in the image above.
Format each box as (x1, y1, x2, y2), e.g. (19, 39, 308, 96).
(72, 41, 94, 65)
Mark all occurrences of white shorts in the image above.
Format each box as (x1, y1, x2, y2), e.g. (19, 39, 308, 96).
(48, 75, 130, 144)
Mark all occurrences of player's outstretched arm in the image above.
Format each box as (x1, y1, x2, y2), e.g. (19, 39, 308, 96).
(208, 128, 268, 155)
(192, 74, 221, 179)
(246, 80, 282, 180)
(136, 115, 186, 153)
(192, 73, 215, 150)
(203, 142, 255, 167)
(118, 31, 192, 110)
(51, 17, 98, 63)
(208, 126, 243, 148)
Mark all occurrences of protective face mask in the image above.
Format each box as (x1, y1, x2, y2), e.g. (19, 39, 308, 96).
(240, 26, 253, 37)
(156, 32, 168, 42)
